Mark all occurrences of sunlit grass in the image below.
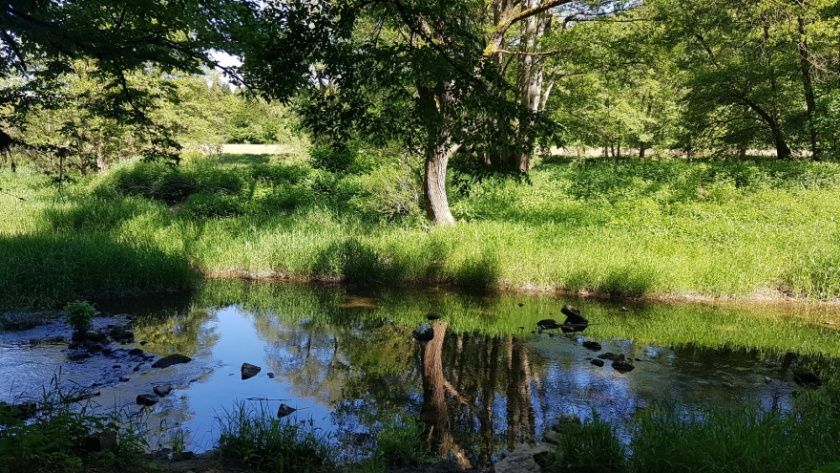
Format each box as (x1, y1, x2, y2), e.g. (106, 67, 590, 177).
(2, 154, 840, 308)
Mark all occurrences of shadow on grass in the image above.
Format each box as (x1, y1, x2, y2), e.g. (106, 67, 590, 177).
(0, 234, 197, 309)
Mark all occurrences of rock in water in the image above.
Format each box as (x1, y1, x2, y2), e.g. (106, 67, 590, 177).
(153, 385, 172, 397)
(793, 368, 822, 388)
(561, 305, 589, 330)
(612, 359, 635, 373)
(412, 324, 434, 342)
(590, 359, 605, 367)
(136, 394, 158, 406)
(277, 403, 297, 418)
(582, 341, 602, 351)
(597, 352, 619, 361)
(537, 319, 561, 330)
(241, 363, 261, 380)
(267, 372, 275, 379)
(151, 354, 191, 368)
(426, 312, 442, 321)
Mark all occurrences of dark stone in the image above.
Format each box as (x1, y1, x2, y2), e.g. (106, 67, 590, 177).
(86, 343, 104, 354)
(267, 372, 275, 379)
(151, 354, 191, 368)
(241, 363, 261, 380)
(412, 324, 434, 342)
(597, 352, 619, 361)
(85, 330, 107, 343)
(612, 359, 635, 373)
(537, 319, 561, 330)
(101, 346, 114, 356)
(67, 349, 91, 361)
(793, 368, 822, 388)
(582, 341, 602, 351)
(112, 364, 121, 369)
(153, 384, 172, 397)
(83, 431, 117, 452)
(0, 401, 37, 422)
(139, 340, 148, 345)
(109, 326, 132, 341)
(561, 305, 588, 325)
(532, 451, 551, 469)
(119, 376, 130, 382)
(136, 394, 158, 407)
(426, 312, 442, 321)
(590, 359, 605, 367)
(128, 348, 144, 356)
(277, 403, 297, 418)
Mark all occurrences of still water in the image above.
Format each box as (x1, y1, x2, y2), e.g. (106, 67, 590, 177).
(1, 281, 838, 466)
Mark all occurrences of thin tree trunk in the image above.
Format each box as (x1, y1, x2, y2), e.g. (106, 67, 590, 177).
(797, 16, 819, 159)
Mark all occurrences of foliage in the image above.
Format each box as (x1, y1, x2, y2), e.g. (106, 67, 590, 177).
(216, 403, 334, 473)
(0, 390, 143, 473)
(63, 300, 95, 334)
(536, 417, 626, 473)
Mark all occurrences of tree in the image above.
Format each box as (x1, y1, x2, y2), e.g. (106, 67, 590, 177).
(652, 0, 839, 159)
(241, 0, 633, 225)
(0, 0, 250, 160)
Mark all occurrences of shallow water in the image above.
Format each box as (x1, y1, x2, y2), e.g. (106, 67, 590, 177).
(1, 281, 838, 466)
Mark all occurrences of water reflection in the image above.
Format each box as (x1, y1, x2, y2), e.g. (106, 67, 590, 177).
(6, 280, 837, 466)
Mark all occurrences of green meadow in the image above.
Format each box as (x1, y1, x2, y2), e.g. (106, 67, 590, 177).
(3, 152, 840, 308)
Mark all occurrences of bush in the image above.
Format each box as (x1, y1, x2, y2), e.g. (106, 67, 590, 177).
(0, 392, 143, 473)
(63, 300, 95, 334)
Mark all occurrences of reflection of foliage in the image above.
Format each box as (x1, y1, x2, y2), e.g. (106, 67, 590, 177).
(195, 280, 840, 358)
(132, 306, 217, 357)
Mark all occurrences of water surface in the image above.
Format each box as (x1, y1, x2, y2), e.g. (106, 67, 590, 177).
(2, 281, 838, 467)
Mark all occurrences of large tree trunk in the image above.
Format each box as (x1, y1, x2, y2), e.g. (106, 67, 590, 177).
(419, 84, 458, 226)
(423, 141, 457, 226)
(797, 16, 819, 160)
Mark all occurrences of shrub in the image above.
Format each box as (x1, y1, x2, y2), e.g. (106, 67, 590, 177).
(63, 300, 95, 334)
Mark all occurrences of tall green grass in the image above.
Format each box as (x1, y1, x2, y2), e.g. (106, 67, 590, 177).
(3, 153, 840, 307)
(540, 383, 840, 473)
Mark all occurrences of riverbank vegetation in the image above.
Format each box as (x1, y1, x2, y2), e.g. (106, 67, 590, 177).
(4, 152, 840, 307)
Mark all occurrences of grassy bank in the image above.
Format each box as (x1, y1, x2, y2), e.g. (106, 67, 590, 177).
(3, 151, 840, 307)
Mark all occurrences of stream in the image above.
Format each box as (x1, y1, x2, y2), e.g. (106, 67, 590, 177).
(1, 280, 838, 467)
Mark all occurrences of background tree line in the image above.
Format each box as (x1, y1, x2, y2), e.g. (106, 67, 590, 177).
(2, 0, 839, 224)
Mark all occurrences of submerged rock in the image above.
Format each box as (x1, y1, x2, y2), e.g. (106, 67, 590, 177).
(136, 394, 158, 407)
(597, 352, 619, 361)
(128, 348, 144, 357)
(151, 354, 192, 369)
(241, 363, 261, 380)
(267, 372, 275, 379)
(582, 341, 602, 351)
(612, 359, 635, 373)
(590, 358, 605, 368)
(67, 348, 91, 361)
(153, 384, 172, 397)
(412, 324, 434, 342)
(277, 403, 297, 418)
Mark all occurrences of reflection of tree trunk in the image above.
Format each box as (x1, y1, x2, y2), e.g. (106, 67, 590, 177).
(506, 337, 535, 450)
(478, 336, 501, 468)
(420, 322, 472, 470)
